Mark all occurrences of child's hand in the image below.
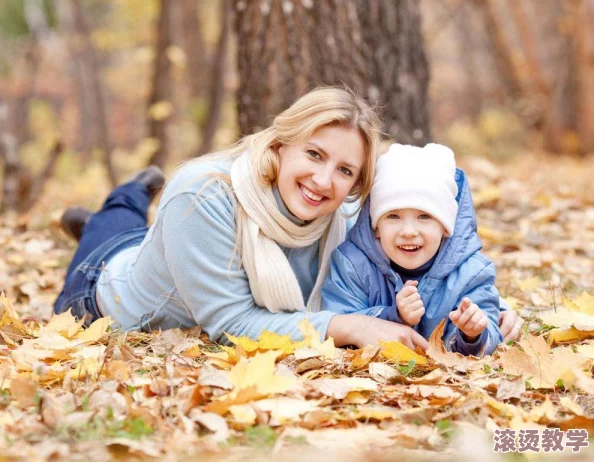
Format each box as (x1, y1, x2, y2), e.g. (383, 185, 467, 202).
(396, 280, 425, 326)
(449, 298, 488, 341)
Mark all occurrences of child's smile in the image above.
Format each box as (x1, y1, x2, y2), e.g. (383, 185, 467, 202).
(376, 208, 447, 270)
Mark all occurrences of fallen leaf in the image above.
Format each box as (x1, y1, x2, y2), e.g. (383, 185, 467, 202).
(380, 340, 428, 365)
(426, 319, 481, 371)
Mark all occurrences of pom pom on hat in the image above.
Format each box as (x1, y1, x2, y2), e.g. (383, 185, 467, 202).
(370, 143, 459, 236)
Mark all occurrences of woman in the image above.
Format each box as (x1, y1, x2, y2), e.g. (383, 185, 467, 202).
(55, 87, 522, 349)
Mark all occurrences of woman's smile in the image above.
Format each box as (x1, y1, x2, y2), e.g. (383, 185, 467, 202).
(299, 184, 328, 205)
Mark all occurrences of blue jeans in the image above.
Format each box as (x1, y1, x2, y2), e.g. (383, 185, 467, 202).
(54, 182, 151, 324)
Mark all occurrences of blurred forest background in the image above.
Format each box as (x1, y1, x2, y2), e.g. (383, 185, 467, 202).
(1, 0, 593, 214)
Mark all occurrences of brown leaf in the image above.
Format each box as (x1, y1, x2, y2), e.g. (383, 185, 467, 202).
(9, 376, 38, 407)
(426, 319, 481, 371)
(496, 378, 526, 400)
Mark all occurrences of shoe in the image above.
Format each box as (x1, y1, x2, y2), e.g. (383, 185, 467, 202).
(60, 207, 92, 242)
(128, 165, 165, 199)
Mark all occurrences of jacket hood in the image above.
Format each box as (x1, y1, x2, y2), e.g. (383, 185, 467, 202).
(347, 168, 482, 281)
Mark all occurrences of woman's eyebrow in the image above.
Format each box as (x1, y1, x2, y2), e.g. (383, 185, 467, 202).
(307, 141, 360, 171)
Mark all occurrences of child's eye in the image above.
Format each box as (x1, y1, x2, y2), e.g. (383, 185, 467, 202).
(338, 166, 353, 176)
(419, 213, 432, 220)
(306, 149, 321, 160)
(386, 213, 400, 219)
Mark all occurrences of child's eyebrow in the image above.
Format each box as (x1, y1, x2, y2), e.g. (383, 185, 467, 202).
(307, 141, 361, 171)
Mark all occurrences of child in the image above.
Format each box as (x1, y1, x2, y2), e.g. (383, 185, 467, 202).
(322, 143, 503, 356)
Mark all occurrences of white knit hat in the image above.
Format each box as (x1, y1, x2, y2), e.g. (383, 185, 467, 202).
(370, 143, 459, 236)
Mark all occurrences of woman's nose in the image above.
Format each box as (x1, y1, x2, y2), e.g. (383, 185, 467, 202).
(312, 166, 333, 190)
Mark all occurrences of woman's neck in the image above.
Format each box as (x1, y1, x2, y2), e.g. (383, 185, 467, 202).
(272, 186, 309, 226)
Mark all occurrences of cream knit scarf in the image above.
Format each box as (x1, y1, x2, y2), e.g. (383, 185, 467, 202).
(230, 151, 346, 313)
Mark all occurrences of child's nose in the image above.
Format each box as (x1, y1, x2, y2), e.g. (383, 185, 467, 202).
(399, 223, 419, 237)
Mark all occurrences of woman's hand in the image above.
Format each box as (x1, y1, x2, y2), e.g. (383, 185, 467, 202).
(449, 298, 488, 342)
(327, 314, 429, 351)
(396, 280, 425, 326)
(499, 309, 524, 342)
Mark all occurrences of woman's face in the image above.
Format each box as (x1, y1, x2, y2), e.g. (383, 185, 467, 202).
(277, 125, 366, 221)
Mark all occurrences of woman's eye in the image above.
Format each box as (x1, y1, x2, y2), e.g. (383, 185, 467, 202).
(306, 149, 321, 160)
(339, 167, 353, 176)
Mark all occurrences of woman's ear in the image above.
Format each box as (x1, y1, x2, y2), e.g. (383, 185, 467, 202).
(271, 142, 283, 154)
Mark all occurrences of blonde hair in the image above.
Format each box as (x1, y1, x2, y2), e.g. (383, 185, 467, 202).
(199, 87, 381, 204)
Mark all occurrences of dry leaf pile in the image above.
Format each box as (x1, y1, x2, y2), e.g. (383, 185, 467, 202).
(1, 153, 594, 460)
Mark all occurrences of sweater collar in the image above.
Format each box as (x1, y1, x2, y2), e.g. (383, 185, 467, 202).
(272, 186, 308, 226)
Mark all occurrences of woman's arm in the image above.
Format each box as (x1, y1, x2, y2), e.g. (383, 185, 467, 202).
(160, 186, 338, 344)
(328, 314, 429, 350)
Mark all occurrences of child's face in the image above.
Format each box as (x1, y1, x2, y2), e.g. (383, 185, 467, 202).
(375, 208, 446, 270)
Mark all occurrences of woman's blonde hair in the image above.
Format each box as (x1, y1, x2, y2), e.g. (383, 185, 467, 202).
(214, 87, 381, 204)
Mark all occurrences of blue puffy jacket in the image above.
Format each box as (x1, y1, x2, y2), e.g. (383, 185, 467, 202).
(322, 168, 503, 356)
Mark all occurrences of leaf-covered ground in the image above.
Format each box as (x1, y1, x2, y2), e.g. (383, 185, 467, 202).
(1, 154, 594, 461)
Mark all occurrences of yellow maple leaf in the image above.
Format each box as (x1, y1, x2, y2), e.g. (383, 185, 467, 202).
(226, 330, 303, 356)
(298, 318, 336, 360)
(0, 293, 32, 343)
(67, 357, 101, 379)
(45, 309, 85, 339)
(547, 327, 594, 345)
(380, 340, 428, 366)
(207, 350, 296, 414)
(74, 317, 113, 343)
(498, 335, 591, 389)
(224, 319, 335, 359)
(563, 292, 594, 315)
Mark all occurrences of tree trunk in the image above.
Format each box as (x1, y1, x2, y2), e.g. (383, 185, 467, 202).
(574, 0, 594, 153)
(179, 0, 208, 103)
(69, 0, 117, 185)
(233, 0, 431, 144)
(147, 0, 174, 167)
(453, 3, 483, 121)
(479, 0, 524, 97)
(355, 0, 431, 144)
(0, 103, 22, 212)
(197, 0, 230, 156)
(508, 0, 551, 99)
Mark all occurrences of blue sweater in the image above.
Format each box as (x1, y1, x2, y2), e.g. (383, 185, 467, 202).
(321, 168, 503, 356)
(96, 155, 339, 344)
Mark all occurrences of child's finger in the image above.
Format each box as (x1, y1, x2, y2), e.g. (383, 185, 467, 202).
(398, 285, 418, 299)
(404, 280, 419, 288)
(457, 303, 477, 326)
(403, 291, 421, 305)
(449, 309, 460, 323)
(408, 300, 424, 312)
(465, 311, 485, 333)
(458, 298, 472, 312)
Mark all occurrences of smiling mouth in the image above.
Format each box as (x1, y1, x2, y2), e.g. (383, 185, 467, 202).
(299, 184, 327, 204)
(398, 245, 422, 253)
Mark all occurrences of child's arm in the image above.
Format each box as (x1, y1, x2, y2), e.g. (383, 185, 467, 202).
(443, 260, 503, 356)
(322, 248, 400, 321)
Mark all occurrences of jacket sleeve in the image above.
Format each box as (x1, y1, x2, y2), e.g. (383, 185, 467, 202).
(443, 259, 503, 356)
(160, 185, 337, 345)
(321, 248, 402, 322)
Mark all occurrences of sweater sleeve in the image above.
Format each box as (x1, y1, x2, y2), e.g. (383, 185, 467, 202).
(321, 247, 400, 322)
(443, 260, 503, 356)
(160, 185, 337, 345)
